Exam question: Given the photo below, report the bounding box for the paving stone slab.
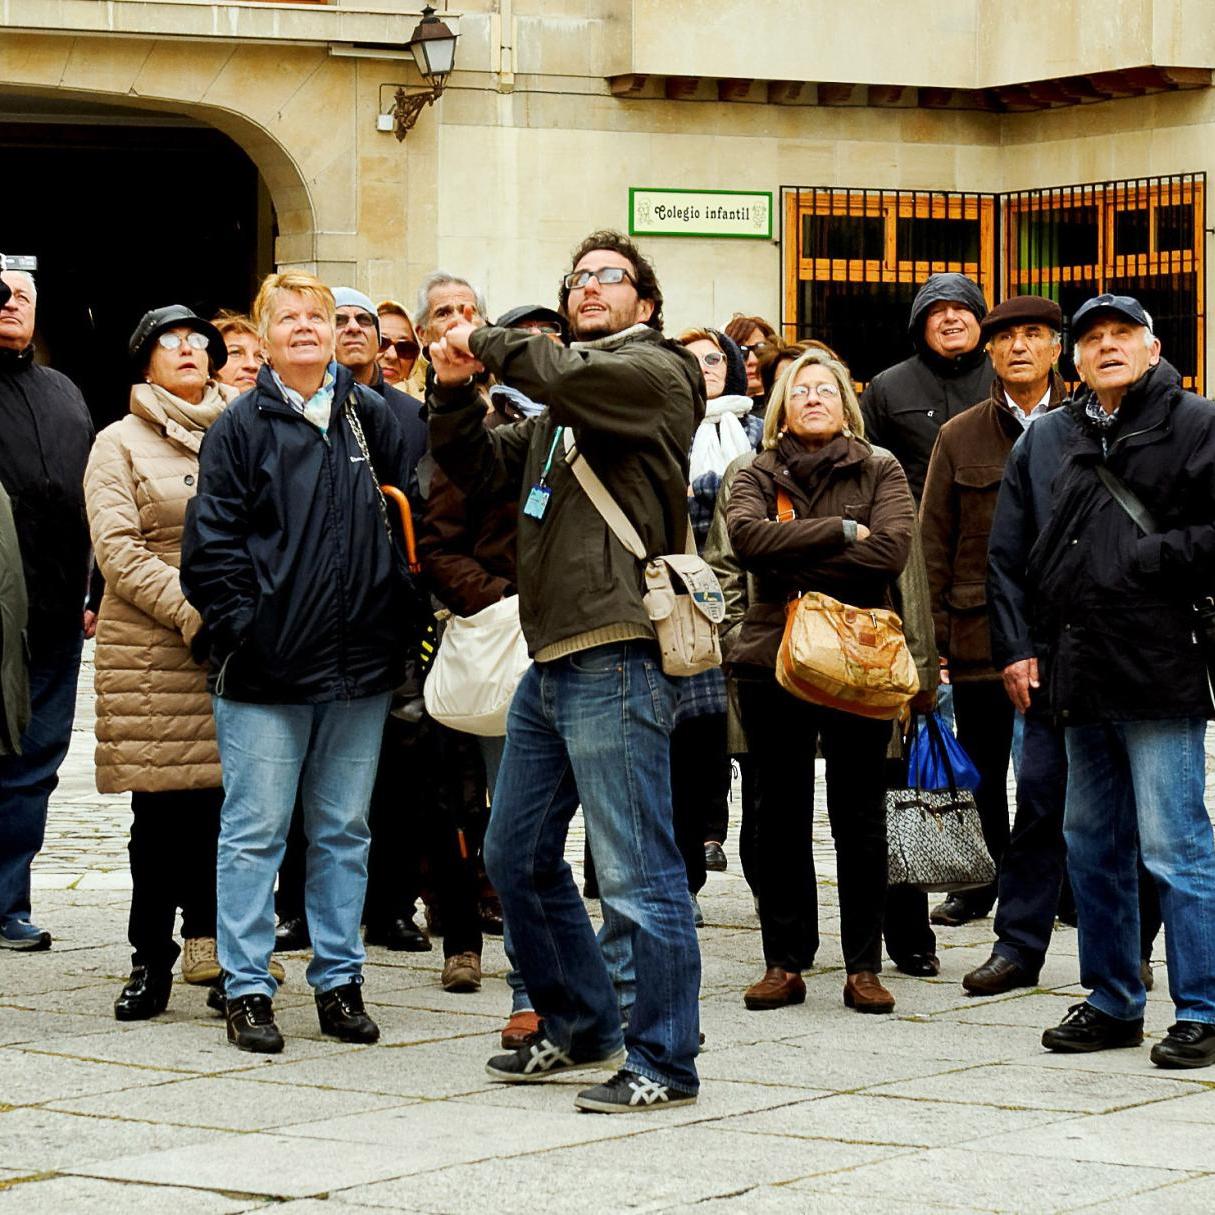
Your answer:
[776,1013,1047,1063]
[679,1190,988,1215]
[341,1126,905,1214]
[0,1175,262,1214]
[0,1005,138,1047]
[72,1131,425,1198]
[716,1090,1073,1148]
[971,1106,1215,1171]
[47,1074,418,1132]
[696,1037,970,1092]
[787,1144,1194,1213]
[0,1106,232,1172]
[0,1048,182,1106]
[866,1061,1208,1113]
[1070,1174,1215,1214]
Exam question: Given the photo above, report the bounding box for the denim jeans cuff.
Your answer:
[625,1056,699,1095]
[1086,991,1145,1023]
[226,981,277,1001]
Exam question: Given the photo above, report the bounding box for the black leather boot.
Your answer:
[114,967,173,1021]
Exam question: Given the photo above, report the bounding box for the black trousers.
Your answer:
[128,788,223,973]
[735,753,760,894]
[738,677,891,975]
[670,712,731,895]
[952,680,1015,915]
[364,713,484,960]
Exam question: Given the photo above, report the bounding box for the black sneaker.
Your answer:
[575,1068,697,1113]
[316,980,380,1044]
[485,1032,624,1083]
[226,993,285,1054]
[1151,1021,1215,1069]
[1041,1002,1144,1053]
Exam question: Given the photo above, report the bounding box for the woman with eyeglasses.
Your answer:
[720,347,917,1016]
[84,306,240,1020]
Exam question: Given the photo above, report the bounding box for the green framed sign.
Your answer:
[629,188,773,240]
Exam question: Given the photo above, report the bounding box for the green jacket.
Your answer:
[428,324,705,658]
[0,480,30,754]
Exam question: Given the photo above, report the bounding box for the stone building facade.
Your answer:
[2,0,1213,387]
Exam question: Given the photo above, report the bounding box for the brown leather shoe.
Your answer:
[501,1009,541,1049]
[843,971,895,1014]
[743,967,806,1010]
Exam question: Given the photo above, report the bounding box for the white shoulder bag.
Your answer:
[563,431,725,677]
[423,595,530,736]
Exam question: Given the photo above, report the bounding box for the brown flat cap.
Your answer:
[980,294,1063,342]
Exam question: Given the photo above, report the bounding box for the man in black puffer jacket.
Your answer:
[0,264,94,952]
[861,272,995,503]
[1023,294,1215,1070]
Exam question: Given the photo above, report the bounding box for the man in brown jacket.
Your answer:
[919,296,1065,932]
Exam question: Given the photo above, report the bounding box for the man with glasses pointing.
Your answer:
[426,230,706,1112]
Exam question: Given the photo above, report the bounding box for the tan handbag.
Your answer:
[772,487,918,719]
[563,431,725,677]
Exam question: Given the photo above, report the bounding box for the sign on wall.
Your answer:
[629,188,773,240]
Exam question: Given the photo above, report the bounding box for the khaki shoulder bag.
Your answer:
[773,486,919,719]
[563,430,725,676]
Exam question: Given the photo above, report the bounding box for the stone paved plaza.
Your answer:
[2,651,1214,1213]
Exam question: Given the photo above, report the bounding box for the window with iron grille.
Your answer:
[781,174,1205,392]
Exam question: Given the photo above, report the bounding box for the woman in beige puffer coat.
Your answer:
[85,306,241,1022]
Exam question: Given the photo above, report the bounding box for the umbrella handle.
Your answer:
[380,484,421,575]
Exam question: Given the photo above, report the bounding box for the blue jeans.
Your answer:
[0,632,83,925]
[484,642,701,1092]
[213,693,390,1000]
[1064,718,1215,1024]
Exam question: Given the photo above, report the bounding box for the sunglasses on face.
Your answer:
[335,311,377,330]
[739,341,773,359]
[562,266,636,291]
[381,338,420,360]
[696,351,726,367]
[157,331,209,352]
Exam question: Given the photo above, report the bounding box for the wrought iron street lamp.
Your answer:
[388,6,459,141]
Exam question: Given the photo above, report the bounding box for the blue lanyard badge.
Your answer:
[523,426,563,521]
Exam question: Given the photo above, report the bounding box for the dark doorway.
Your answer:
[2,115,274,426]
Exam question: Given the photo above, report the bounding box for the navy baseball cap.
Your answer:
[1071,294,1154,340]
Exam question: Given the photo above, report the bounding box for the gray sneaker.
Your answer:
[575,1068,697,1113]
[485,1034,624,1083]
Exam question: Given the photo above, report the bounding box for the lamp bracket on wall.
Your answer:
[377,5,459,141]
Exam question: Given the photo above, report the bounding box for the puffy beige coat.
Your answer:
[85,382,236,793]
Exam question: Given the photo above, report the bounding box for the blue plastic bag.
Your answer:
[906,711,982,792]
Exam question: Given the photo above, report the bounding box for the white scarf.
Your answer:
[690,394,754,482]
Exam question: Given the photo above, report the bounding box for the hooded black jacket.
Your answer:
[0,346,94,648]
[1014,361,1215,724]
[181,362,418,704]
[860,273,994,502]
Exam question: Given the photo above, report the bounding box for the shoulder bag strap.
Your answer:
[1095,464,1157,535]
[775,486,795,523]
[344,394,394,547]
[563,429,694,558]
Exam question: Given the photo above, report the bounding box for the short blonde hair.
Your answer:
[676,327,721,350]
[212,309,259,342]
[252,271,335,339]
[762,348,866,450]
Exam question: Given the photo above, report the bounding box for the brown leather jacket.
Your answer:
[419,391,520,617]
[723,435,915,674]
[919,371,1065,681]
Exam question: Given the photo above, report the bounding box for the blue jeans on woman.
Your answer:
[213,693,391,1000]
[1064,717,1215,1025]
[484,642,701,1094]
